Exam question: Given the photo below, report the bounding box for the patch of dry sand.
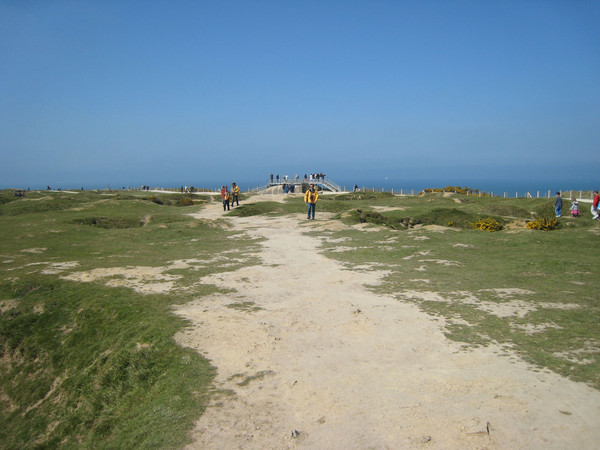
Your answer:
[172,196,600,449]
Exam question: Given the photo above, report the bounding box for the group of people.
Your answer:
[220,183,240,211]
[308,173,326,181]
[554,190,600,220]
[269,174,297,183]
[268,173,326,184]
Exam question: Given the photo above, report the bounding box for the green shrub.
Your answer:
[335,191,394,201]
[176,197,194,207]
[70,217,143,229]
[147,196,164,205]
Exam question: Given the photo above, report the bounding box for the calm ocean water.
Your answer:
[25,176,597,197]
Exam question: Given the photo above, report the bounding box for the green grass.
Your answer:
[313,192,600,388]
[0,190,260,448]
[2,188,599,448]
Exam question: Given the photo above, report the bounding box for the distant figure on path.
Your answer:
[354,184,359,192]
[221,186,230,211]
[592,191,600,220]
[570,198,580,217]
[270,173,274,183]
[304,183,319,220]
[554,192,562,218]
[231,182,240,206]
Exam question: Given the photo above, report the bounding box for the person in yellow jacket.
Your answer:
[304,183,319,219]
[231,182,240,207]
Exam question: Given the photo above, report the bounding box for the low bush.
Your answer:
[70,217,143,229]
[350,209,420,229]
[471,217,503,232]
[334,191,394,201]
[526,217,559,231]
[417,208,478,229]
[176,197,195,207]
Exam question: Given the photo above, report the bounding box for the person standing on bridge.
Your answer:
[304,183,319,220]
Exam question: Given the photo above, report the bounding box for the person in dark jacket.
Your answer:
[554,192,562,218]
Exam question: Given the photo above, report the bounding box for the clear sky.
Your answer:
[1,0,599,190]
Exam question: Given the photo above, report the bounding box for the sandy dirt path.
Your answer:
[175,197,600,449]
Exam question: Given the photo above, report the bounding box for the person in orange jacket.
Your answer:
[304,183,319,219]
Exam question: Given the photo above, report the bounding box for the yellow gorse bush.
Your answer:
[526,217,559,231]
[419,186,489,196]
[471,218,502,232]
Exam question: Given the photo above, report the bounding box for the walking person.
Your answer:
[231,182,240,207]
[554,192,562,218]
[570,198,580,217]
[221,186,230,211]
[592,190,600,220]
[304,183,319,220]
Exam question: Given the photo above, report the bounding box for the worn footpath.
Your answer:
[175,196,600,449]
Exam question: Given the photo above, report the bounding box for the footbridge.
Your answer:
[250,177,343,193]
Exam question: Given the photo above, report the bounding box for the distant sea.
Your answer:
[330,177,597,197]
[20,176,598,197]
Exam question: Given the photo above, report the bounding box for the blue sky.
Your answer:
[1,0,599,190]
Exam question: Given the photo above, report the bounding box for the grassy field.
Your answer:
[310,192,600,389]
[0,189,261,448]
[1,188,599,448]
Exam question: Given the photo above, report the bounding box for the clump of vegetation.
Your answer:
[147,195,201,207]
[346,207,484,230]
[417,208,479,229]
[350,209,420,229]
[147,195,164,205]
[471,217,502,232]
[176,197,195,207]
[227,202,283,216]
[420,186,487,196]
[226,301,263,312]
[70,216,143,229]
[484,203,530,217]
[335,191,394,201]
[526,217,559,231]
